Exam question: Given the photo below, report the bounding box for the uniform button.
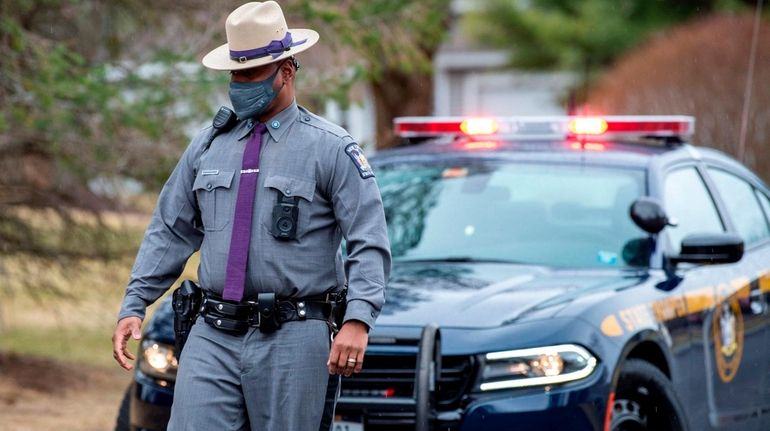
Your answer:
[371,311,376,317]
[271,120,280,129]
[206,183,213,190]
[217,304,224,311]
[216,319,222,326]
[304,116,311,122]
[285,189,291,195]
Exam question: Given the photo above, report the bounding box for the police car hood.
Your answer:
[376,262,644,328]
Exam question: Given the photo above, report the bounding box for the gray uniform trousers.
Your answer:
[167,317,339,431]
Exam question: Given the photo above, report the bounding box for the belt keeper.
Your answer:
[297,301,307,319]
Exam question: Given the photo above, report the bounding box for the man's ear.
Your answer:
[281,60,295,82]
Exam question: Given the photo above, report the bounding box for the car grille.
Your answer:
[341,353,473,405]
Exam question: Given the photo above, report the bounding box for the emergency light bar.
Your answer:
[394,116,695,142]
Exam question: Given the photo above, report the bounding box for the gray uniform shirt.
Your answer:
[118,102,391,328]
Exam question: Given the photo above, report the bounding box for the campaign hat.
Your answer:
[202,1,318,71]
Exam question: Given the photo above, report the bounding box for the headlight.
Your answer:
[479,344,597,391]
[139,340,178,381]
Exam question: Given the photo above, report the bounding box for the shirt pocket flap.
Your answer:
[263,175,316,202]
[192,170,235,192]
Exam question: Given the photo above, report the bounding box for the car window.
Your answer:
[707,168,770,245]
[377,161,646,268]
[756,190,770,227]
[663,167,724,253]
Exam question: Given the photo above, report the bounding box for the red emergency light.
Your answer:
[394,118,463,137]
[568,118,608,135]
[567,116,694,139]
[460,118,499,135]
[394,117,499,137]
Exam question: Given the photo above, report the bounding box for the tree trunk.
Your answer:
[371,70,434,150]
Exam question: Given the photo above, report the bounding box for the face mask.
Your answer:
[228,66,282,120]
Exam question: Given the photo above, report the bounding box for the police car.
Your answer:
[116,115,770,431]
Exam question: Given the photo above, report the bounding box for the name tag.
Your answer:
[201,170,219,176]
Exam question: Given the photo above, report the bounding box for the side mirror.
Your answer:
[630,197,670,234]
[670,233,744,265]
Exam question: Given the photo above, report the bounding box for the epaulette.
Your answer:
[296,106,349,139]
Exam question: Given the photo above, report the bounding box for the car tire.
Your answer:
[115,385,132,431]
[611,359,689,431]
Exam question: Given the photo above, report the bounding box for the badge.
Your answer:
[712,298,744,383]
[345,143,374,179]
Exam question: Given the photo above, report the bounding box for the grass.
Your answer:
[0,207,200,369]
[1,325,134,369]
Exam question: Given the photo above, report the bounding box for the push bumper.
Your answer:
[129,370,174,431]
[336,365,610,431]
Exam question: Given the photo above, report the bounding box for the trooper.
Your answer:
[111,2,391,430]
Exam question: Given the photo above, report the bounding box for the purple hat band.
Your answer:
[229,32,307,63]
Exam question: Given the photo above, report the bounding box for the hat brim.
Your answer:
[202,29,319,71]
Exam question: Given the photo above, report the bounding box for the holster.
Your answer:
[172,280,202,358]
[329,288,348,333]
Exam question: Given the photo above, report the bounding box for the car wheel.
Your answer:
[115,385,132,431]
[611,359,688,431]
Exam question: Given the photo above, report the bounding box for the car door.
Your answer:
[704,166,770,428]
[661,165,734,430]
[752,188,770,430]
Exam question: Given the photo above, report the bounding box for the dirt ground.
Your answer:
[0,352,132,431]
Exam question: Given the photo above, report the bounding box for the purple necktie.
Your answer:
[222,123,267,302]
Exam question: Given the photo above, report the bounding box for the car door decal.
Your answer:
[600,314,624,336]
[760,270,770,293]
[597,274,760,340]
[712,281,748,383]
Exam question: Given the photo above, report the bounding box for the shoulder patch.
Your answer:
[344,143,375,179]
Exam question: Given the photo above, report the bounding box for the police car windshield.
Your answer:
[378,161,648,269]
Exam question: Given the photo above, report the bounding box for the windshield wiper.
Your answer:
[395,256,523,264]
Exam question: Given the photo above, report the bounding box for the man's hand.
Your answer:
[113,316,142,371]
[327,320,369,377]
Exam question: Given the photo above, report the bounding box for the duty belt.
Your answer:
[201,291,343,334]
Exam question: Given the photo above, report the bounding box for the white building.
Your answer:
[433,0,577,117]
